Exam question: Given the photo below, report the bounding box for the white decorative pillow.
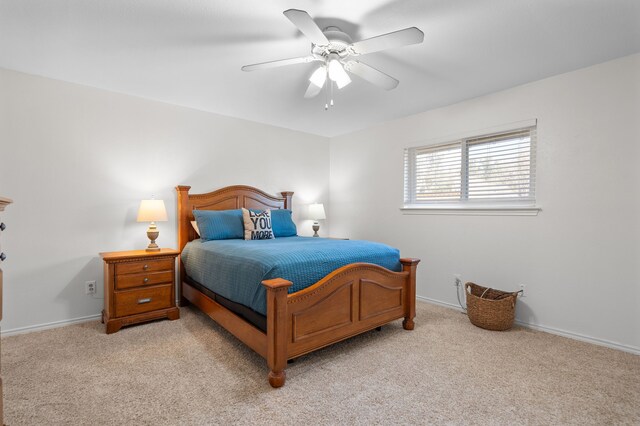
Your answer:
[242,208,275,240]
[191,220,201,236]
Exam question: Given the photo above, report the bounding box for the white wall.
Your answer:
[330,54,640,352]
[2,54,639,351]
[0,69,329,333]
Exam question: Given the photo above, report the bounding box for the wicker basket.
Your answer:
[465,282,520,331]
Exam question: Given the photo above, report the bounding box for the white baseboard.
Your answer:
[416,296,640,356]
[417,295,465,312]
[3,298,639,356]
[1,313,102,337]
[510,320,640,355]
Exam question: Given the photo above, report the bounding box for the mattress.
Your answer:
[181,236,402,315]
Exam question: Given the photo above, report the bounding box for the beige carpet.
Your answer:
[2,302,639,425]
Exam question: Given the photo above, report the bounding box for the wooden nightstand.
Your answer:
[100,248,180,334]
[0,196,13,425]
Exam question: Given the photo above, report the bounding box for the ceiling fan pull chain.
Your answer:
[330,80,334,107]
[325,78,329,110]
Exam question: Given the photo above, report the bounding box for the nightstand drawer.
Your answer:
[114,285,172,317]
[115,258,174,275]
[116,270,173,290]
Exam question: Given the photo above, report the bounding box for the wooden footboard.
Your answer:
[263,258,420,387]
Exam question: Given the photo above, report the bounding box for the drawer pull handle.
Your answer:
[0,222,5,231]
[138,298,152,304]
[143,277,149,283]
[0,253,5,262]
[143,264,149,270]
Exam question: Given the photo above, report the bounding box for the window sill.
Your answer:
[400,205,541,216]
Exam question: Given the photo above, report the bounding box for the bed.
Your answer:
[177,185,420,387]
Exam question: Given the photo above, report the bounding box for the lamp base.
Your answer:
[312,223,320,237]
[146,224,161,251]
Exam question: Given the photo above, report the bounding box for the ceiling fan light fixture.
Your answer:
[328,56,351,89]
[309,66,327,88]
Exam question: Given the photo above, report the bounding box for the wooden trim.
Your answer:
[100,248,180,262]
[0,197,10,426]
[0,197,12,212]
[176,185,420,387]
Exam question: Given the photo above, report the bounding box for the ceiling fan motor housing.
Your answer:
[312,27,353,59]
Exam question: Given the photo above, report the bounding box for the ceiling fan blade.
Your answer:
[304,81,323,98]
[283,9,329,46]
[344,60,399,90]
[349,27,424,55]
[241,55,316,72]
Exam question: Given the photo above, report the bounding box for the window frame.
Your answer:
[402,123,541,216]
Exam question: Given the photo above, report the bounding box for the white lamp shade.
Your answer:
[309,66,327,88]
[328,57,351,89]
[137,199,168,222]
[308,203,326,220]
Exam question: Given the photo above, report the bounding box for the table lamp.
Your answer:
[137,199,168,251]
[308,203,326,237]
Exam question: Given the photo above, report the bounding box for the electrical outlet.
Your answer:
[454,274,462,287]
[85,280,96,295]
[519,284,526,297]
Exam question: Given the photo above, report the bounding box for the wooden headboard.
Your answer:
[176,185,294,253]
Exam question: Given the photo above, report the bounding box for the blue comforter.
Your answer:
[181,236,401,315]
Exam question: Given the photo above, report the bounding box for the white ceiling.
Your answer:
[1,0,639,137]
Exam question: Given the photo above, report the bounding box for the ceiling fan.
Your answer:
[241,9,424,109]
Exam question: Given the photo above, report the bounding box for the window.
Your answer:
[404,126,536,207]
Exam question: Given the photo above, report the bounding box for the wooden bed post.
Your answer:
[400,258,420,330]
[280,191,294,210]
[176,185,191,307]
[262,278,292,388]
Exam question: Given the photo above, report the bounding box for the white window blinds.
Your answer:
[404,126,536,205]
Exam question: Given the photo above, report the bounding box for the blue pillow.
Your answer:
[270,209,297,237]
[193,209,244,241]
